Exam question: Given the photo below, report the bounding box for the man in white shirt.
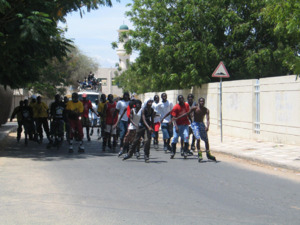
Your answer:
[158,93,174,152]
[152,94,161,149]
[114,92,130,156]
[89,99,100,137]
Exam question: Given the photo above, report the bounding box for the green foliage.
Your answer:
[262,0,300,75]
[116,0,299,93]
[28,46,99,98]
[0,0,115,88]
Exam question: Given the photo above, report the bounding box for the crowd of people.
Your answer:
[10,91,216,163]
[77,72,100,91]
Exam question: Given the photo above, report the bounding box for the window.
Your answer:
[100,78,107,86]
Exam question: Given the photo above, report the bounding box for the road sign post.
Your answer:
[212,61,230,142]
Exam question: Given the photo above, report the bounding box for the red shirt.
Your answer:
[171,103,190,125]
[106,102,118,125]
[81,100,92,118]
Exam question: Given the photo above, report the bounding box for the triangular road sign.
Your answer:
[212,61,230,78]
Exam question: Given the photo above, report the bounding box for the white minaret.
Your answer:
[116,24,130,70]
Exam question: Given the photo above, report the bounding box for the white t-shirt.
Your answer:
[156,100,173,123]
[116,100,130,121]
[89,103,98,120]
[128,108,142,130]
[152,102,161,123]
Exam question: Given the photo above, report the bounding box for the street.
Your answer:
[1,133,300,225]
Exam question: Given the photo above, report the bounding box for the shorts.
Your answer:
[154,122,161,132]
[171,125,189,144]
[69,119,84,140]
[123,129,137,144]
[81,117,91,127]
[191,122,208,142]
[105,124,117,135]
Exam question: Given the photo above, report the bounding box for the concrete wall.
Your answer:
[95,68,123,97]
[259,76,300,145]
[138,75,300,145]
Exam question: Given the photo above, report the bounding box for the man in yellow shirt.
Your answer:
[97,94,107,140]
[36,96,51,143]
[66,92,84,153]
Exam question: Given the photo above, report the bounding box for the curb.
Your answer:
[211,148,300,173]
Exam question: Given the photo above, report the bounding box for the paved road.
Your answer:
[1,134,300,225]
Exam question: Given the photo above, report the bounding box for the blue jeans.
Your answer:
[161,123,173,140]
[119,120,129,140]
[171,125,189,144]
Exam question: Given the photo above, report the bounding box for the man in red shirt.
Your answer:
[103,94,118,151]
[170,95,191,159]
[81,93,98,141]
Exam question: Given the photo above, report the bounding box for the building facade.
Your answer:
[95,24,130,97]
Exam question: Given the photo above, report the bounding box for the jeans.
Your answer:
[119,120,129,140]
[161,122,173,140]
[171,125,189,144]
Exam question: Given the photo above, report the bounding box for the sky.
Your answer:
[60,0,136,68]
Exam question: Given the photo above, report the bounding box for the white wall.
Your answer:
[138,75,300,145]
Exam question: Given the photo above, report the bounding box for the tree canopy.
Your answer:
[0,0,115,88]
[28,45,99,98]
[114,0,300,93]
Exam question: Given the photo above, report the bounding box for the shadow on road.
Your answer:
[0,136,118,161]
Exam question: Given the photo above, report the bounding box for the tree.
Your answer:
[261,0,300,75]
[114,0,299,93]
[28,45,99,98]
[0,0,115,89]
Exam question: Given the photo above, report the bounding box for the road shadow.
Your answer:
[171,156,220,163]
[0,135,118,161]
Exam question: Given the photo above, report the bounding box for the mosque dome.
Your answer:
[119,24,129,30]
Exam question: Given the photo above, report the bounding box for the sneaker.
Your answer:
[167,145,172,152]
[180,147,184,156]
[136,151,140,159]
[123,154,131,161]
[118,150,124,157]
[170,152,175,159]
[78,145,85,153]
[198,151,203,162]
[191,145,195,151]
[207,152,216,161]
[144,155,149,163]
[163,146,168,153]
[183,151,187,159]
[187,150,194,156]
